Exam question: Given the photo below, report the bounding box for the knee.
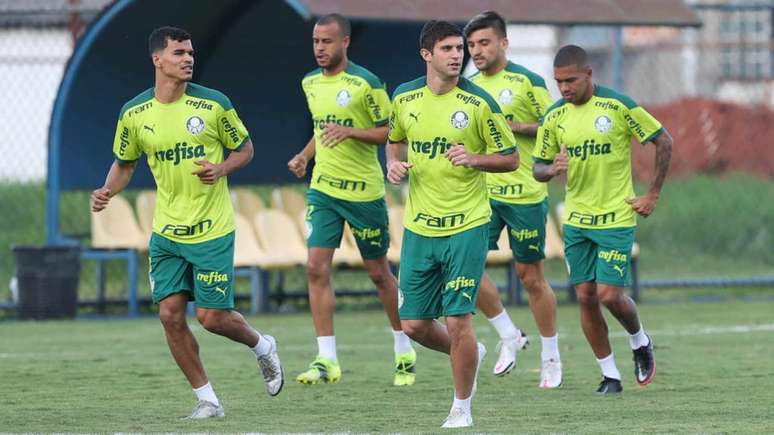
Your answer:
[445,318,472,343]
[368,269,391,289]
[597,287,623,308]
[574,286,598,308]
[519,273,541,294]
[400,320,425,340]
[159,306,186,330]
[196,309,225,334]
[306,260,331,284]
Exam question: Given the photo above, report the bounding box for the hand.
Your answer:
[550,144,569,176]
[320,123,351,148]
[192,160,225,185]
[287,153,308,178]
[626,193,659,218]
[90,187,111,212]
[387,160,412,184]
[445,144,478,168]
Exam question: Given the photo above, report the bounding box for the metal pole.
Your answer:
[611,26,625,91]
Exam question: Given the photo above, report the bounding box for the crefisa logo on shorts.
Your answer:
[186,116,205,135]
[594,115,612,133]
[336,89,352,107]
[450,110,469,129]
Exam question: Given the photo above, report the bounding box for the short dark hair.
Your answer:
[463,10,507,39]
[554,44,589,68]
[419,20,463,52]
[316,13,351,37]
[148,26,191,56]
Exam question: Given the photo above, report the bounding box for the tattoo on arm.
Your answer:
[650,130,673,194]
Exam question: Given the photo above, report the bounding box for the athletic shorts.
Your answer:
[148,231,235,309]
[488,198,548,263]
[563,225,635,287]
[398,224,488,319]
[306,189,389,260]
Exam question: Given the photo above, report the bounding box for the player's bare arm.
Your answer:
[91,160,137,212]
[319,124,388,148]
[533,144,569,182]
[193,139,254,185]
[288,136,316,178]
[386,141,411,184]
[508,120,539,137]
[445,144,519,172]
[626,128,673,218]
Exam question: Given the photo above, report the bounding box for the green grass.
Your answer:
[1,300,773,432]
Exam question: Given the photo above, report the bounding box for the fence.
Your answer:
[1,2,772,314]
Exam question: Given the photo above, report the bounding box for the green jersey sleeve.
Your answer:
[626,105,664,144]
[217,104,250,150]
[364,85,391,127]
[530,86,553,120]
[479,104,516,155]
[112,115,141,162]
[387,101,406,143]
[534,111,560,163]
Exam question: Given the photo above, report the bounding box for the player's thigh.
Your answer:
[306,189,345,249]
[590,227,635,287]
[340,196,390,260]
[441,224,489,317]
[183,232,235,309]
[499,198,548,263]
[563,225,597,285]
[148,233,193,304]
[398,229,444,320]
[487,201,507,251]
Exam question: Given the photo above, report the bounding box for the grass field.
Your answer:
[2,300,773,433]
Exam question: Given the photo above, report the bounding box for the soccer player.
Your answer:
[386,21,518,428]
[90,27,283,419]
[464,10,562,387]
[287,14,416,386]
[533,45,672,395]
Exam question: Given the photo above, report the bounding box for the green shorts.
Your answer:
[398,224,488,319]
[563,225,635,287]
[488,198,548,263]
[306,189,389,260]
[148,232,235,309]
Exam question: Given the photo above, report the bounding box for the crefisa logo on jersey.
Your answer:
[336,89,352,107]
[450,110,469,129]
[186,116,205,135]
[498,89,513,105]
[594,115,612,133]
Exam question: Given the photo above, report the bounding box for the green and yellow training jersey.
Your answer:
[112,82,249,243]
[302,61,391,202]
[389,76,517,237]
[534,85,663,229]
[471,61,552,204]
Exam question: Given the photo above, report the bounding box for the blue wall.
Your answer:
[50,0,427,190]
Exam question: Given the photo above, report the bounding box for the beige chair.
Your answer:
[135,190,156,240]
[253,209,307,268]
[386,206,405,264]
[232,188,266,221]
[91,194,147,251]
[234,213,267,267]
[271,187,307,219]
[544,212,564,260]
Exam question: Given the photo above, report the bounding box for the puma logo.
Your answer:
[144,125,155,134]
[369,240,382,247]
[528,244,540,252]
[612,265,625,277]
[409,112,420,122]
[462,292,472,302]
[214,286,227,297]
